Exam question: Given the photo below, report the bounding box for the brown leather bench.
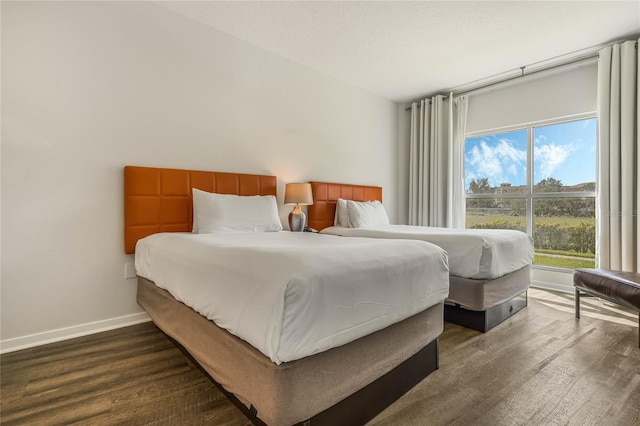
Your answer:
[574,268,640,347]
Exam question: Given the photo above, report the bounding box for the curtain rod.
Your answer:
[403,37,640,111]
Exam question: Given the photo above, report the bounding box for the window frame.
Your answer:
[464,112,597,272]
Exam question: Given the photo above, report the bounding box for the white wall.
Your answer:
[1,2,399,351]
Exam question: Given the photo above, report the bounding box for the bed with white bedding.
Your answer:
[135,231,449,365]
[321,225,532,280]
[124,166,450,426]
[308,181,534,332]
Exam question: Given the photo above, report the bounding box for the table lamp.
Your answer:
[284,183,313,232]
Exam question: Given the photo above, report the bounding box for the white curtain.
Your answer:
[448,95,469,228]
[597,39,639,272]
[409,94,468,227]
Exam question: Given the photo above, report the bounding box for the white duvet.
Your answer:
[135,232,449,364]
[321,225,533,280]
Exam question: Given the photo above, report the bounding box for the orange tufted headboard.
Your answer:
[308,181,382,231]
[124,166,277,254]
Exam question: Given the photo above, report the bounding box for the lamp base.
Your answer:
[288,206,306,232]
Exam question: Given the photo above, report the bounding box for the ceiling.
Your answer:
[158,1,640,103]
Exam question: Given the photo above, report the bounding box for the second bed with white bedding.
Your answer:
[136,231,449,364]
[321,224,533,280]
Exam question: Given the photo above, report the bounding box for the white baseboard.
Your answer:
[0,312,151,354]
[531,280,573,294]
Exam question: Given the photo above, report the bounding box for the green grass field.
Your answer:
[534,254,595,269]
[535,248,594,259]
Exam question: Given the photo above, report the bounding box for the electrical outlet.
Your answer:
[125,263,137,279]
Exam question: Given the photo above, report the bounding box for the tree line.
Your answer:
[466,177,595,217]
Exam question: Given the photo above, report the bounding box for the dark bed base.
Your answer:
[166,330,438,426]
[444,291,528,332]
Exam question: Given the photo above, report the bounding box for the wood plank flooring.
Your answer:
[2,288,639,425]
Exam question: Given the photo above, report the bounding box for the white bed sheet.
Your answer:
[135,232,449,364]
[321,225,533,280]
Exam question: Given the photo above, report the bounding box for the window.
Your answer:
[464,116,597,270]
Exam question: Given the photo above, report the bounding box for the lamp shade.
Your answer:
[284,183,313,205]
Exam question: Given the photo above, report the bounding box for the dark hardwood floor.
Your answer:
[2,288,639,425]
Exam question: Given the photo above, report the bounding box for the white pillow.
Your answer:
[346,200,390,228]
[334,198,351,227]
[192,189,283,234]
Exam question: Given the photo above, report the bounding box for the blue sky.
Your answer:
[465,118,597,190]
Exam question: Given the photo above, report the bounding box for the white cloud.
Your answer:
[534,143,575,179]
[465,138,526,186]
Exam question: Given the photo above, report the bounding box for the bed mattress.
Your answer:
[135,231,449,364]
[321,225,533,280]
